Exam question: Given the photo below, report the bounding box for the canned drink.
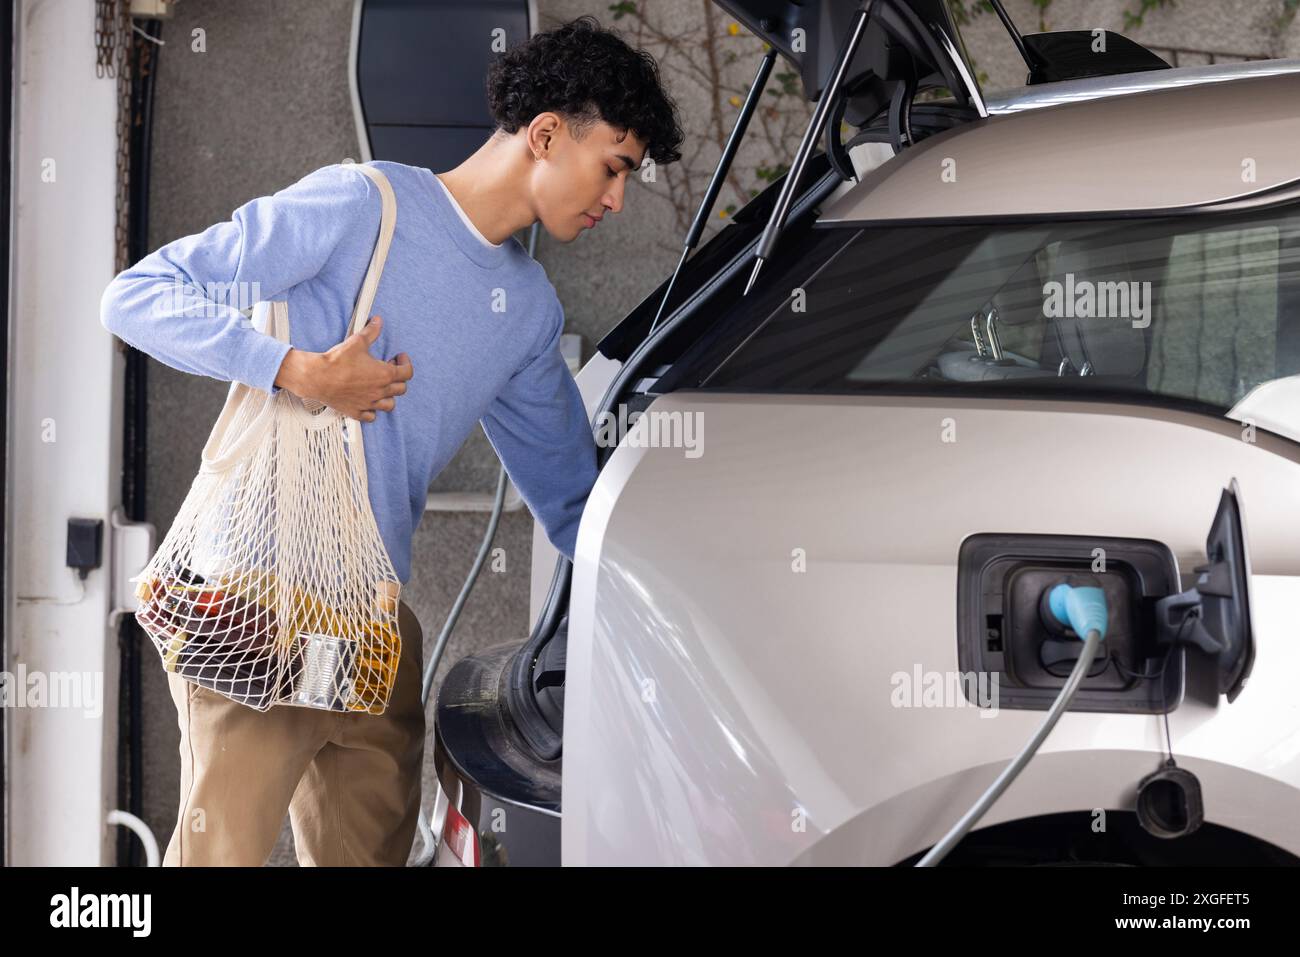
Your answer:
[293,632,358,710]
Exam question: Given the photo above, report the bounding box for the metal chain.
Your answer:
[109,1,135,273]
[94,0,117,78]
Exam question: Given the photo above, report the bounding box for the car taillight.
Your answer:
[440,802,481,867]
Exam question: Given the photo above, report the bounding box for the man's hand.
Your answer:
[274,315,412,422]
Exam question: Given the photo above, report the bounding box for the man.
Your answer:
[99,16,683,866]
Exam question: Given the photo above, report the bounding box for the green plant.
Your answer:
[948,0,1187,33]
[1030,0,1054,32]
[947,1,994,27]
[1123,0,1176,30]
[1279,0,1300,31]
[607,4,815,248]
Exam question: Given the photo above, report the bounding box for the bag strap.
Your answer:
[335,164,397,473]
[267,162,397,346]
[344,162,397,339]
[204,165,397,472]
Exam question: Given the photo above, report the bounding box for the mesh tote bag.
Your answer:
[131,162,403,714]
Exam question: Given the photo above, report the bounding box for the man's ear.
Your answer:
[527,111,562,161]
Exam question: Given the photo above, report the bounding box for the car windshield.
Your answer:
[703,202,1300,438]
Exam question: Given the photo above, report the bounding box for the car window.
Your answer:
[701,204,1300,426]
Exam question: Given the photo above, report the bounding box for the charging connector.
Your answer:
[917,583,1108,866]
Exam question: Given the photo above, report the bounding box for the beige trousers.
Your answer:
[162,600,426,866]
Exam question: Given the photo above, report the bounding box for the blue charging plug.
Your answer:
[1046,583,1109,640]
[920,581,1111,867]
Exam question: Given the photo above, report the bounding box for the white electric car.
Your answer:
[429,0,1300,866]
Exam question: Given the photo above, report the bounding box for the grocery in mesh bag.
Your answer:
[130,163,404,714]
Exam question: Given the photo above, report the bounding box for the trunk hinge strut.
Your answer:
[647,46,779,338]
[744,0,876,296]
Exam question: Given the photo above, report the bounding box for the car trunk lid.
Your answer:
[711,0,987,123]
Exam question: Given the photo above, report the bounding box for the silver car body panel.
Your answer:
[818,69,1300,224]
[529,351,623,626]
[984,58,1300,116]
[562,393,1300,865]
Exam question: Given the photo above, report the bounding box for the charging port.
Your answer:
[957,534,1183,714]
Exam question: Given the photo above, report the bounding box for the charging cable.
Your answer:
[916,584,1108,866]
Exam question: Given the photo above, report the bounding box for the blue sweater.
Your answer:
[100,160,597,584]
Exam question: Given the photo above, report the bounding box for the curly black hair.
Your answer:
[486,16,684,166]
